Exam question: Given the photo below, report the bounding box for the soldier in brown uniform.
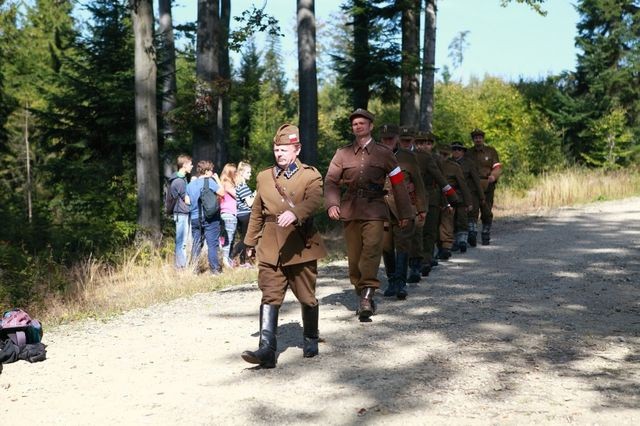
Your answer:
[450,141,485,252]
[325,109,413,321]
[241,124,327,368]
[437,144,472,260]
[469,128,502,245]
[379,124,427,299]
[413,132,459,274]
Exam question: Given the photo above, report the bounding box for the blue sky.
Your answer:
[170,0,579,84]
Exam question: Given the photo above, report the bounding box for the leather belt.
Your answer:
[264,215,278,222]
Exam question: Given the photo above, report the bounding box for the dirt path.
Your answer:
[2,198,640,425]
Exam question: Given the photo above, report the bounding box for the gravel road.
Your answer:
[2,198,639,425]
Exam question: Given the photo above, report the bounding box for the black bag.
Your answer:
[164,177,179,216]
[199,178,219,221]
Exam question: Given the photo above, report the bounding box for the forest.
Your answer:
[0,0,639,310]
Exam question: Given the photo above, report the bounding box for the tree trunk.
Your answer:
[193,0,220,165]
[419,0,437,132]
[131,0,161,241]
[352,0,369,109]
[217,0,230,167]
[400,0,421,126]
[297,0,318,165]
[158,0,177,177]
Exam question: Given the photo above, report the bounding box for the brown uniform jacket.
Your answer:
[244,159,327,266]
[456,156,485,202]
[414,150,450,207]
[384,148,427,221]
[441,158,472,207]
[324,140,413,221]
[470,144,501,190]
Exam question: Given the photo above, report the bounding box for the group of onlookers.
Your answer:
[168,157,255,274]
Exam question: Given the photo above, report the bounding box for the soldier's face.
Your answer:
[452,148,464,159]
[380,136,398,149]
[273,144,300,169]
[473,135,484,146]
[351,117,373,138]
[399,138,413,150]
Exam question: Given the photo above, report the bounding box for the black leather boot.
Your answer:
[301,304,319,358]
[395,252,409,300]
[357,287,376,320]
[468,220,478,247]
[242,304,279,368]
[481,223,491,245]
[382,250,397,297]
[407,257,421,283]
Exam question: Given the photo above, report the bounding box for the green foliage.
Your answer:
[228,5,283,52]
[581,106,636,169]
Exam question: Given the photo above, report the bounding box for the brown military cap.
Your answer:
[349,108,375,123]
[470,128,485,137]
[273,123,300,145]
[399,125,415,139]
[415,131,436,143]
[450,141,467,151]
[379,123,399,138]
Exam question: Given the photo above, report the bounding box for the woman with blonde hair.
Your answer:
[219,163,239,268]
[232,161,255,267]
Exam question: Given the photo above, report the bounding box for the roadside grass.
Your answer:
[36,167,640,326]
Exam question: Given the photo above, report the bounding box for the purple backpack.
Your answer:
[0,309,43,347]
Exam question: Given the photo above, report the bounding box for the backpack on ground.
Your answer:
[164,176,179,216]
[199,178,220,221]
[0,308,43,348]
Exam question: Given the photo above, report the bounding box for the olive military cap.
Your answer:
[399,126,416,139]
[450,141,467,151]
[470,128,485,137]
[349,108,375,123]
[415,130,436,143]
[379,123,399,138]
[273,123,301,145]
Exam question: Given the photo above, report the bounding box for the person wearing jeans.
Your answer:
[169,154,193,269]
[220,163,239,269]
[186,160,225,274]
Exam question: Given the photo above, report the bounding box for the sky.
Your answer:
[170,0,580,84]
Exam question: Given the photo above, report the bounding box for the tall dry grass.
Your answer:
[495,168,640,217]
[42,168,639,325]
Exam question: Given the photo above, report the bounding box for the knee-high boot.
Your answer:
[468,220,478,247]
[383,250,398,297]
[407,257,422,283]
[481,223,492,245]
[241,304,279,368]
[301,304,319,358]
[395,252,409,300]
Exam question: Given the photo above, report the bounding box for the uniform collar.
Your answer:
[274,159,301,179]
[354,138,373,154]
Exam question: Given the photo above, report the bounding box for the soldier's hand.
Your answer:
[277,210,297,227]
[416,211,426,223]
[487,175,496,184]
[399,218,410,229]
[327,205,341,220]
[245,246,255,259]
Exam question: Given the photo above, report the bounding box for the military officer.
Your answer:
[241,124,327,368]
[379,124,427,299]
[325,109,413,321]
[449,141,481,252]
[469,128,502,245]
[437,144,472,260]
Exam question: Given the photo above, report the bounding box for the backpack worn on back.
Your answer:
[0,308,43,348]
[164,176,179,216]
[199,177,220,221]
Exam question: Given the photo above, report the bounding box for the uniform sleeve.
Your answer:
[387,153,414,220]
[244,174,266,247]
[409,156,427,213]
[324,150,343,209]
[291,169,324,222]
[424,153,449,190]
[490,148,502,181]
[455,166,473,207]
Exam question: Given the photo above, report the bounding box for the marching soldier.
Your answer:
[325,109,413,321]
[450,141,484,252]
[379,124,427,299]
[241,124,327,368]
[469,128,502,245]
[437,144,472,260]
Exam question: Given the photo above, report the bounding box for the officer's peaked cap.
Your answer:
[349,108,375,123]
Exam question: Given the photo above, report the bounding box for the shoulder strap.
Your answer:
[271,167,295,209]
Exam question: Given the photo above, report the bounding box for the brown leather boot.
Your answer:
[357,287,376,320]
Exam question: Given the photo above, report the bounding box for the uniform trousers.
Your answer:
[422,204,441,262]
[410,220,424,259]
[382,219,415,253]
[344,220,385,292]
[258,260,318,306]
[439,208,455,249]
[471,180,495,225]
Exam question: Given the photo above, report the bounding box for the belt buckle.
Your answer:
[356,188,364,198]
